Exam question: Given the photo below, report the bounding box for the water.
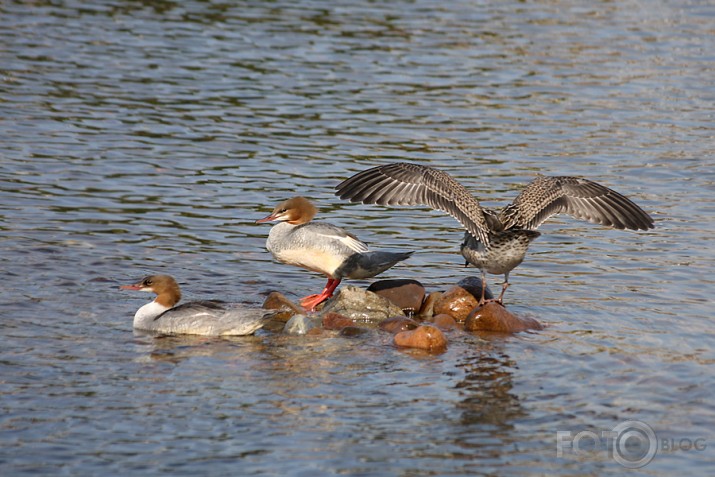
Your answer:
[2,0,714,475]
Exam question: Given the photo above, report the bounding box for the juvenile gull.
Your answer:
[335,162,654,304]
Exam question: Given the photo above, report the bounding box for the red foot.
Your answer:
[300,293,331,311]
[300,294,330,311]
[299,278,342,312]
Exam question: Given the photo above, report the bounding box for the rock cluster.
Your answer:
[262,277,543,352]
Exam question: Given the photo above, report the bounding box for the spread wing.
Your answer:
[335,162,491,245]
[500,175,654,231]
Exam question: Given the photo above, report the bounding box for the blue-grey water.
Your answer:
[2,1,714,475]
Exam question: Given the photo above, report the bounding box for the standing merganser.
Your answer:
[256,196,413,310]
[120,275,273,335]
[336,162,654,305]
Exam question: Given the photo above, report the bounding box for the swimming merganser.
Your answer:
[256,196,413,310]
[336,163,654,305]
[120,275,272,335]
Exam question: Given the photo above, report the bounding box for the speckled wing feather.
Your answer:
[335,163,491,246]
[499,175,654,231]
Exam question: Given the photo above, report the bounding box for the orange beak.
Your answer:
[120,283,142,291]
[256,213,278,224]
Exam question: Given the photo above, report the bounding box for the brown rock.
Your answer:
[367,279,425,314]
[262,291,303,322]
[394,325,448,352]
[433,286,479,322]
[417,291,442,320]
[322,312,356,331]
[379,316,420,334]
[464,302,543,333]
[432,313,458,331]
[306,327,324,336]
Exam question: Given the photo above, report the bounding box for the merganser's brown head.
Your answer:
[256,196,318,225]
[120,274,181,308]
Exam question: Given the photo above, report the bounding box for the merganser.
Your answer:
[335,162,654,304]
[120,275,272,335]
[256,196,413,310]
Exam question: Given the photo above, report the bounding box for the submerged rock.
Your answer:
[367,279,425,314]
[379,316,420,334]
[306,327,324,336]
[464,302,543,333]
[431,313,459,331]
[322,312,356,331]
[339,326,369,337]
[320,285,405,323]
[394,325,448,352]
[283,314,321,335]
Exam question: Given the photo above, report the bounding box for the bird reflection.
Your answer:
[455,347,525,428]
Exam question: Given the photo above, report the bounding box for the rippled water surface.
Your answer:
[2,1,714,475]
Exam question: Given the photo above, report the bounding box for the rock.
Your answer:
[320,285,405,323]
[432,313,459,331]
[262,291,303,322]
[283,314,321,335]
[339,326,369,337]
[394,325,448,352]
[322,312,356,331]
[262,317,288,333]
[433,286,479,322]
[379,316,420,334]
[456,276,494,302]
[417,291,442,320]
[367,279,425,314]
[464,302,543,333]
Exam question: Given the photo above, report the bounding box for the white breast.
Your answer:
[271,247,345,277]
[133,301,169,330]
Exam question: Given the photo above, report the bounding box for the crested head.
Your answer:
[121,274,181,308]
[261,196,318,225]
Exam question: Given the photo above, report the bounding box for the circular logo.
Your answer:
[611,420,657,468]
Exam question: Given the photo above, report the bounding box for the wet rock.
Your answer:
[320,285,405,323]
[394,325,448,352]
[464,302,543,333]
[417,291,442,320]
[432,313,459,331]
[339,326,369,338]
[433,286,479,322]
[367,279,425,314]
[262,291,303,321]
[322,312,356,331]
[456,276,494,302]
[283,314,321,335]
[379,316,420,334]
[262,317,288,333]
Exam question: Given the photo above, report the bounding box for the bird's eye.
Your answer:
[279,208,287,213]
[143,278,153,286]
